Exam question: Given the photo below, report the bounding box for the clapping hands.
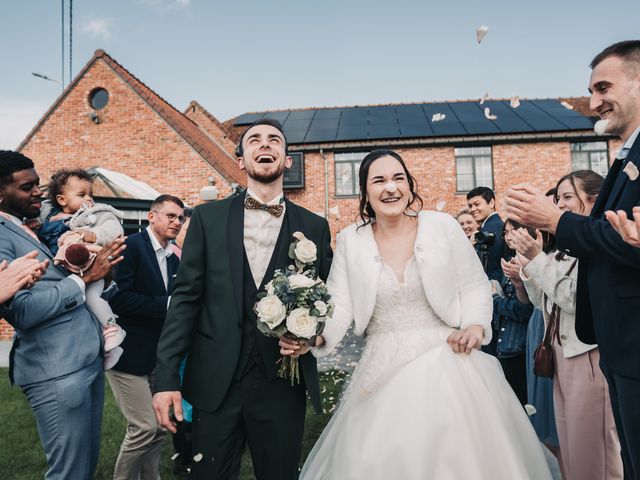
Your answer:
[501,256,523,287]
[605,207,640,248]
[0,251,49,304]
[509,228,543,266]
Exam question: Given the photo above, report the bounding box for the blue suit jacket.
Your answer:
[0,219,101,386]
[108,229,179,376]
[556,135,640,379]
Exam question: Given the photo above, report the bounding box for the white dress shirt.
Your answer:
[146,226,174,290]
[617,124,640,160]
[243,189,286,288]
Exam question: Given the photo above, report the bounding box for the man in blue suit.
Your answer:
[106,194,183,480]
[467,186,505,281]
[0,150,125,480]
[505,40,640,479]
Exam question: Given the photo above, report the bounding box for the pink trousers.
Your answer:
[553,344,623,480]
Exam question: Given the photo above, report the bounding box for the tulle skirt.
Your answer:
[301,344,552,480]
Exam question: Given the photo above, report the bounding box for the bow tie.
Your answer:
[244,196,284,218]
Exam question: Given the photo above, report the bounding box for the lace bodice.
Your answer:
[346,257,454,396]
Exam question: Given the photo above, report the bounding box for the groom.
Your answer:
[153,119,332,479]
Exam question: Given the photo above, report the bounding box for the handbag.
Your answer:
[533,258,577,378]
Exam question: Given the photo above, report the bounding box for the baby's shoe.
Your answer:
[103,346,123,371]
[103,322,126,351]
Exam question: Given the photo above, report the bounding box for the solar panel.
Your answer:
[304,128,337,143]
[309,118,340,130]
[286,110,316,121]
[532,100,594,130]
[474,101,531,134]
[514,101,568,131]
[284,130,309,144]
[399,123,431,138]
[335,126,369,141]
[421,104,467,136]
[283,119,312,131]
[368,124,402,140]
[263,111,290,123]
[368,106,397,125]
[234,113,264,125]
[339,108,369,126]
[314,108,342,119]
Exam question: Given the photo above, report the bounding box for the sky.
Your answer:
[1,0,639,149]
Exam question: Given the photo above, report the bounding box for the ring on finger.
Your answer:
[107,255,114,261]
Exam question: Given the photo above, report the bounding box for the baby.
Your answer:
[40,169,126,370]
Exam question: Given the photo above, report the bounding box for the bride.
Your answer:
[290,149,552,479]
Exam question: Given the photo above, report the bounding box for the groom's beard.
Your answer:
[248,165,286,185]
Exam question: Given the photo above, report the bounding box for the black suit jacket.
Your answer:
[109,229,180,376]
[154,193,333,414]
[556,134,640,379]
[478,212,505,281]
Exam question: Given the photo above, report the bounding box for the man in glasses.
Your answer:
[107,194,184,480]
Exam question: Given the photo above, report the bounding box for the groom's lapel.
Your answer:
[228,192,245,320]
[259,202,295,291]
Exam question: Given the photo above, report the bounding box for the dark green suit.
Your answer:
[155,191,332,479]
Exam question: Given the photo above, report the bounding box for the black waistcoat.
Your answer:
[234,214,288,380]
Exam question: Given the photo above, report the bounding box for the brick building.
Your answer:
[0,49,622,339]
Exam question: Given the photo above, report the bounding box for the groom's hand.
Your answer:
[152,391,183,434]
[279,336,311,356]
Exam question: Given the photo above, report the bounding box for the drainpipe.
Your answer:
[321,148,329,219]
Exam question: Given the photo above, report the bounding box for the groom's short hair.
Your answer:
[235,118,289,158]
[590,40,640,73]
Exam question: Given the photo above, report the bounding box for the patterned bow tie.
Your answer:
[244,196,284,217]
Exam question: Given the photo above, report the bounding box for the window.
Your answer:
[571,142,609,177]
[455,146,493,192]
[284,152,304,189]
[335,152,368,197]
[89,88,109,110]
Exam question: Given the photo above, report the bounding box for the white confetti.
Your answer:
[560,101,574,110]
[193,453,204,462]
[435,200,446,211]
[510,96,520,108]
[479,92,489,105]
[171,453,180,461]
[476,26,489,44]
[594,119,609,136]
[431,113,446,122]
[484,107,497,120]
[524,404,537,416]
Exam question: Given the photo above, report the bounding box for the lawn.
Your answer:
[0,368,348,479]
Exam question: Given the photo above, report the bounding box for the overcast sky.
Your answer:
[2,0,639,149]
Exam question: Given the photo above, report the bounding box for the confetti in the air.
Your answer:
[193,453,204,463]
[171,453,180,461]
[594,119,609,136]
[510,96,520,108]
[432,113,446,122]
[484,107,497,120]
[479,93,490,105]
[476,26,489,44]
[435,200,446,211]
[560,101,574,110]
[524,404,538,416]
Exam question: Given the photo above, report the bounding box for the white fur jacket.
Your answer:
[313,211,493,357]
[69,203,124,246]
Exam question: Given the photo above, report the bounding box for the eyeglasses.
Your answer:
[501,230,513,239]
[152,210,186,224]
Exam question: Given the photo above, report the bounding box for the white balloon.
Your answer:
[594,119,609,136]
[476,26,489,44]
[484,107,497,120]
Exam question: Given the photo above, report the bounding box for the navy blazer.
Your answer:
[556,135,640,379]
[0,219,101,386]
[477,213,505,282]
[109,229,179,376]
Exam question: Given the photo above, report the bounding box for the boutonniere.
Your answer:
[624,161,639,181]
[288,231,317,272]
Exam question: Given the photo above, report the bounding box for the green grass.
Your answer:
[0,368,347,479]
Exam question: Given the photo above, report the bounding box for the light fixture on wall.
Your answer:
[89,111,101,124]
[199,176,218,202]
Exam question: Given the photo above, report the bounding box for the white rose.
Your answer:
[255,295,286,330]
[286,307,318,339]
[314,300,328,316]
[293,233,317,264]
[265,280,275,296]
[289,273,317,289]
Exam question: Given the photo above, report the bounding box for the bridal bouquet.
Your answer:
[255,231,333,385]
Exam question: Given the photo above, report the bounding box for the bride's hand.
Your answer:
[447,325,483,354]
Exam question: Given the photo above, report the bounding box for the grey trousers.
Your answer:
[22,356,104,480]
[107,369,165,480]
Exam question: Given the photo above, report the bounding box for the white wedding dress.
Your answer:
[301,257,552,480]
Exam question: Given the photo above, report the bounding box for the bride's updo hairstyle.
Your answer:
[357,149,423,227]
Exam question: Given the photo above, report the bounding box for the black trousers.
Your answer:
[499,353,527,406]
[601,363,640,480]
[191,362,307,480]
